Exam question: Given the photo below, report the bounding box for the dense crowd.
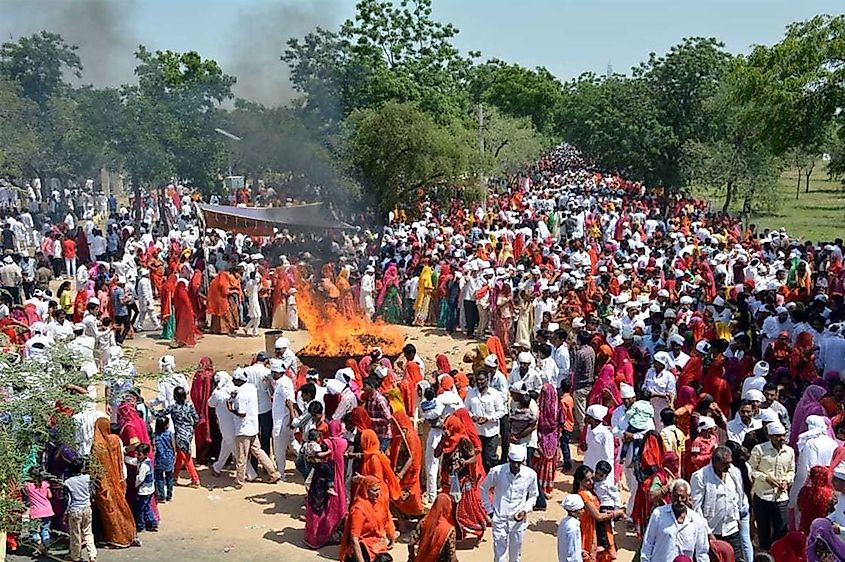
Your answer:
[1,144,844,562]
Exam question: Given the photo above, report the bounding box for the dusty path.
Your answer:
[11,325,638,562]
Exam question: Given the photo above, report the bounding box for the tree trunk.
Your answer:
[805,161,815,193]
[796,170,802,200]
[132,176,142,230]
[722,180,734,212]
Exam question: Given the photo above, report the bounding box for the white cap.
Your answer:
[508,444,527,462]
[653,351,674,368]
[680,295,694,305]
[657,289,670,298]
[775,306,788,314]
[695,340,711,355]
[698,416,716,431]
[649,304,661,313]
[834,461,845,481]
[753,361,769,378]
[232,368,248,382]
[159,355,176,370]
[140,268,150,276]
[269,358,285,373]
[713,296,726,306]
[757,408,779,424]
[664,309,677,319]
[742,389,764,402]
[88,297,100,306]
[766,422,786,435]
[2,256,11,264]
[274,337,290,349]
[620,383,636,399]
[483,354,498,368]
[669,334,685,346]
[586,404,608,420]
[571,317,585,329]
[517,352,533,364]
[562,494,585,512]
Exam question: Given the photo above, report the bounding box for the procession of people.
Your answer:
[1,144,844,562]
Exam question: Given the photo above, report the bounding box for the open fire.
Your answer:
[295,282,404,367]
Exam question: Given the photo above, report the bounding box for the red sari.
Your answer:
[173,279,196,347]
[191,357,215,462]
[440,414,487,540]
[389,411,424,517]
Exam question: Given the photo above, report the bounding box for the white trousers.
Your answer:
[65,257,76,278]
[492,515,527,562]
[424,427,443,502]
[273,426,292,478]
[624,464,637,518]
[136,301,160,329]
[244,314,261,336]
[214,434,257,480]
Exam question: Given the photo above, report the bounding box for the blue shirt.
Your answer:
[112,286,128,316]
[154,431,176,471]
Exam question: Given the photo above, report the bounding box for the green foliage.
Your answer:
[469,61,564,135]
[341,101,483,212]
[0,79,39,177]
[480,107,554,176]
[0,31,81,108]
[283,0,475,128]
[736,15,845,178]
[559,74,676,186]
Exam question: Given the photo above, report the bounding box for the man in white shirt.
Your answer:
[582,404,616,484]
[359,265,376,319]
[726,400,762,446]
[760,306,792,353]
[691,446,748,561]
[557,494,585,562]
[668,334,690,369]
[550,329,571,383]
[641,479,709,562]
[481,444,538,562]
[208,372,256,480]
[134,268,160,331]
[230,369,281,488]
[465,370,507,472]
[269,358,296,479]
[243,352,274,464]
[509,352,542,394]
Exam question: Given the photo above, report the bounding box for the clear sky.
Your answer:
[0,0,841,105]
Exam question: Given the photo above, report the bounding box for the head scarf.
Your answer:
[338,475,383,562]
[798,465,834,534]
[588,363,621,408]
[807,517,845,562]
[435,354,452,374]
[537,383,559,459]
[349,406,375,432]
[360,429,400,500]
[791,385,829,448]
[413,493,456,562]
[675,385,699,409]
[440,413,469,455]
[438,374,455,395]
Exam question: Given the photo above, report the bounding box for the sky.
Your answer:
[0,0,841,106]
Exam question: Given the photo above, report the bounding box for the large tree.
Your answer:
[341,101,483,212]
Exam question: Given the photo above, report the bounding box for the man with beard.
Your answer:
[640,479,709,562]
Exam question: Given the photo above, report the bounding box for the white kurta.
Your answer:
[584,424,616,484]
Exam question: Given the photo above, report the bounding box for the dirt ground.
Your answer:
[12,325,639,562]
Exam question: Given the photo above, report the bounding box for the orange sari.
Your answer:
[338,475,389,562]
[579,489,615,562]
[389,410,424,517]
[413,493,456,562]
[206,272,230,333]
[92,418,136,547]
[360,429,400,540]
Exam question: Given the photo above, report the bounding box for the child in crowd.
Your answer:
[153,417,176,502]
[64,458,96,562]
[301,428,337,496]
[659,408,686,458]
[558,378,574,471]
[154,386,200,487]
[24,468,53,556]
[95,317,115,369]
[133,443,158,532]
[593,460,621,551]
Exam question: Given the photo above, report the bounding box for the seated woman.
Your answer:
[339,475,390,562]
[408,493,457,562]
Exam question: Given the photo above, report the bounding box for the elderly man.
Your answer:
[640,479,709,562]
[748,421,794,551]
[691,446,749,562]
[481,444,539,562]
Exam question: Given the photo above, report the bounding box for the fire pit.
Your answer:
[295,283,404,377]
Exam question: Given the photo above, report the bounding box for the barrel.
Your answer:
[264,330,285,356]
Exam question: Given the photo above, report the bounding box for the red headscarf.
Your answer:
[414,494,456,562]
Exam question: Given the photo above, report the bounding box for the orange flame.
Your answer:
[296,283,404,358]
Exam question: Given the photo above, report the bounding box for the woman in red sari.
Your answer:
[117,401,158,522]
[791,331,819,384]
[172,277,196,347]
[189,267,206,331]
[436,414,488,541]
[72,288,89,323]
[159,271,177,340]
[191,357,216,463]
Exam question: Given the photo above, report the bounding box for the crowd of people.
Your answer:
[1,144,845,562]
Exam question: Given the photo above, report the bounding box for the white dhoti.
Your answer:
[272,422,292,479]
[424,427,442,502]
[492,515,528,562]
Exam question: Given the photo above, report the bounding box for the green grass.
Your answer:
[696,164,844,243]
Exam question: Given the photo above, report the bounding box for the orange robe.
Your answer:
[389,412,424,517]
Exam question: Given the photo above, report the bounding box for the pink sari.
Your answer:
[304,420,349,548]
[588,364,621,408]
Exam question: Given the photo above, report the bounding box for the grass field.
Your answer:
[697,164,844,243]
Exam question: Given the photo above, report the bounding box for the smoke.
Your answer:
[222,0,342,107]
[0,0,141,87]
